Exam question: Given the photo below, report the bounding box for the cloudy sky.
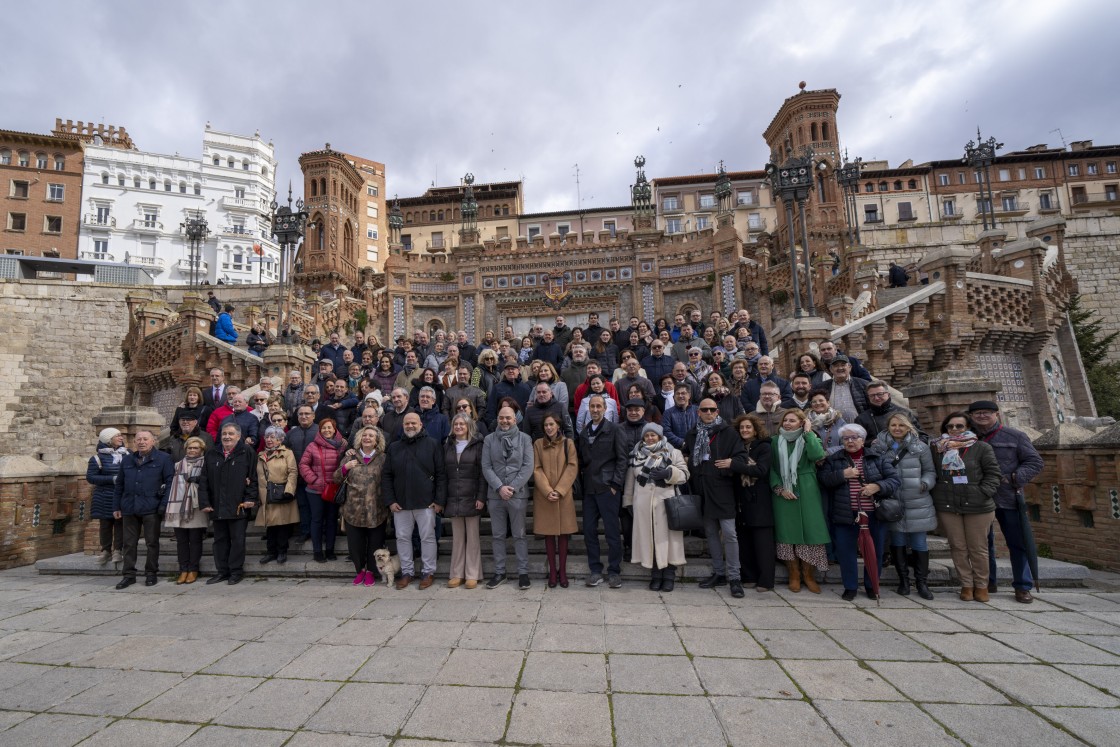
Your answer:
[5,1,1118,213]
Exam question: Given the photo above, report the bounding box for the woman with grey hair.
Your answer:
[443,413,486,588]
[256,425,299,565]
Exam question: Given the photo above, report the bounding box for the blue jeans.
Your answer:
[833,516,887,592]
[988,506,1035,591]
[306,491,338,555]
[890,531,929,552]
[583,490,622,575]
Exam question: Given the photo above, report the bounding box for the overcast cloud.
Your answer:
[4,0,1119,213]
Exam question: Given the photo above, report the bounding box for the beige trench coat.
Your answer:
[624,447,690,569]
[255,446,300,527]
[531,436,580,535]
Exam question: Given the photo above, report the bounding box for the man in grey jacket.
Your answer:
[970,400,1045,603]
[481,405,535,590]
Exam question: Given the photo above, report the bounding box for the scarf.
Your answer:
[169,456,203,521]
[808,407,842,429]
[98,444,128,465]
[776,428,807,493]
[691,416,723,466]
[936,430,978,470]
[497,425,521,459]
[707,386,729,401]
[631,434,672,485]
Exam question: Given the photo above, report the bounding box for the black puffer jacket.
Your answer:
[86,446,125,520]
[443,434,486,518]
[731,438,774,527]
[818,448,901,526]
[198,441,259,520]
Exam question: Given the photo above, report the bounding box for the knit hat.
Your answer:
[98,427,121,444]
[641,423,664,439]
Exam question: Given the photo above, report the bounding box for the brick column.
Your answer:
[770,315,834,375]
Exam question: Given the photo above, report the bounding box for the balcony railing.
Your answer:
[747,217,767,232]
[130,219,163,233]
[125,254,165,269]
[80,250,115,261]
[176,258,209,273]
[83,214,115,228]
[219,195,266,211]
[222,225,252,236]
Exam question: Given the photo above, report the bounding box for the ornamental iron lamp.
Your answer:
[764,146,818,317]
[834,152,862,248]
[630,155,653,218]
[180,210,209,290]
[963,128,1003,230]
[714,160,733,216]
[388,195,404,244]
[269,182,309,342]
[459,173,478,239]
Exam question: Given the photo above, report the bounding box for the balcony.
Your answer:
[747,217,767,232]
[221,225,253,237]
[82,214,115,228]
[997,201,1030,217]
[130,219,163,234]
[175,258,209,274]
[219,195,265,212]
[80,250,115,261]
[1071,192,1120,211]
[125,254,165,269]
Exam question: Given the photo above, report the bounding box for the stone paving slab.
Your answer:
[2,568,1120,746]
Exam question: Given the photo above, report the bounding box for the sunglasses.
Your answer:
[947,423,968,431]
[699,407,718,412]
[457,405,471,410]
[689,353,700,357]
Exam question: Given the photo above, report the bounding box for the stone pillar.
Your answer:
[261,344,317,387]
[93,406,166,443]
[769,315,834,375]
[901,370,1001,435]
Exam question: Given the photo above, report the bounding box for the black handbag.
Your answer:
[333,479,349,508]
[266,482,294,505]
[664,489,705,532]
[875,496,904,522]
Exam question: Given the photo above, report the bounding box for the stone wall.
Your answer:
[0,456,91,570]
[1062,216,1120,363]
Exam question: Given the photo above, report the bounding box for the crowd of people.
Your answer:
[89,308,1044,603]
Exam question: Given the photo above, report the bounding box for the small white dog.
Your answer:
[373,548,400,584]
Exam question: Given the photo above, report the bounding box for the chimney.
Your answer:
[1070,140,1093,152]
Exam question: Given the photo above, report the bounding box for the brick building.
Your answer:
[0,127,84,260]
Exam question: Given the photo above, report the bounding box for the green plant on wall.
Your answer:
[440,272,456,282]
[1069,293,1120,419]
[353,308,368,333]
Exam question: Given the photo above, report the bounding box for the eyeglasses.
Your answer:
[868,392,889,399]
[841,436,862,442]
[946,423,968,431]
[699,407,718,412]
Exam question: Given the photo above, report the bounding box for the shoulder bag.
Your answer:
[664,485,705,532]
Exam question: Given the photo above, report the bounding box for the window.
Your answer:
[864,205,880,223]
[431,231,444,248]
[1001,196,1018,211]
[261,166,268,177]
[1107,184,1119,202]
[366,225,378,240]
[227,158,234,168]
[974,172,982,184]
[1107,162,1118,174]
[908,179,917,189]
[748,213,762,230]
[242,160,249,171]
[666,218,682,233]
[146,179,155,190]
[47,183,64,201]
[36,154,47,169]
[164,180,171,192]
[1072,186,1087,204]
[737,191,755,206]
[1018,168,1026,180]
[234,187,245,199]
[998,169,1010,182]
[502,205,509,216]
[143,209,159,227]
[977,197,992,214]
[10,180,29,198]
[938,174,950,186]
[92,239,109,258]
[1069,164,1080,176]
[367,185,378,197]
[1087,163,1099,175]
[662,195,680,211]
[366,204,378,218]
[230,218,246,234]
[696,216,710,230]
[603,220,617,237]
[44,216,62,233]
[54,156,65,171]
[232,251,244,270]
[957,172,967,185]
[557,223,571,236]
[8,213,26,231]
[1035,167,1046,179]
[942,200,956,216]
[18,152,29,167]
[1039,192,1054,210]
[878,181,888,192]
[133,177,141,189]
[212,155,220,166]
[898,202,914,221]
[194,184,201,195]
[437,210,444,221]
[96,205,110,224]
[118,175,125,187]
[496,226,510,239]
[527,225,541,240]
[864,182,874,193]
[0,150,9,165]
[893,180,902,191]
[698,194,716,209]
[401,234,412,251]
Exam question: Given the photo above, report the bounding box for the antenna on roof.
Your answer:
[1050,128,1068,148]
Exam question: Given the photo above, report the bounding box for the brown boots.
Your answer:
[785,559,801,592]
[801,563,821,594]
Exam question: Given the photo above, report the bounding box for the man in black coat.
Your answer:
[583,313,605,351]
[613,399,649,557]
[113,430,175,589]
[160,413,214,462]
[198,422,259,585]
[741,356,793,411]
[684,399,749,597]
[522,382,574,441]
[531,329,564,369]
[201,367,228,409]
[382,413,447,589]
[285,405,318,542]
[484,361,532,429]
[578,393,622,588]
[855,381,923,441]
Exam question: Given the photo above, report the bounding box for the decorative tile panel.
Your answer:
[393,297,405,340]
[463,296,476,340]
[721,273,737,315]
[642,284,655,323]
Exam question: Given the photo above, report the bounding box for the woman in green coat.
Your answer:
[770,409,831,592]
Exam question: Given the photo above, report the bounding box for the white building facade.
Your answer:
[77,124,280,285]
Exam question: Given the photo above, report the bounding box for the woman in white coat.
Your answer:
[624,423,690,592]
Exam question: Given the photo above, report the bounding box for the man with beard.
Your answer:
[484,360,532,429]
[741,355,793,411]
[481,406,535,590]
[382,413,447,589]
[855,381,922,441]
[789,372,814,410]
[283,370,306,414]
[443,364,487,418]
[522,382,574,440]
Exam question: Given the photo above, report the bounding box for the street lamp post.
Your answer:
[964,128,1003,231]
[270,184,309,343]
[835,154,862,249]
[180,210,209,290]
[765,148,817,317]
[388,195,404,246]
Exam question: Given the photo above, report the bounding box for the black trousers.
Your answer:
[266,524,294,556]
[347,523,388,574]
[737,521,777,589]
[174,527,205,572]
[122,513,160,579]
[99,517,123,552]
[213,518,249,578]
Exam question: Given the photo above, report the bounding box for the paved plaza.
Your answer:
[1,568,1120,746]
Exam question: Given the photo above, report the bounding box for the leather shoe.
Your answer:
[699,573,727,589]
[841,588,857,601]
[396,575,413,590]
[228,576,243,586]
[419,575,434,590]
[277,553,287,565]
[1014,589,1034,604]
[729,579,745,598]
[145,576,158,587]
[176,572,188,585]
[260,554,276,565]
[115,577,135,590]
[206,574,230,585]
[185,571,198,584]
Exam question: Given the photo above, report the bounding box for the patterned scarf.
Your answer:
[631,434,672,485]
[691,416,723,467]
[776,428,807,493]
[935,430,978,471]
[169,456,204,521]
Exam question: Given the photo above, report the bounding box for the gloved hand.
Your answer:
[283,493,295,502]
[649,466,672,482]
